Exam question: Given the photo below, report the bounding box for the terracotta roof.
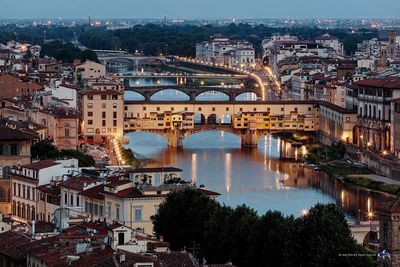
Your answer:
[199,188,221,196]
[106,222,126,230]
[103,187,145,199]
[60,176,99,191]
[354,78,400,89]
[156,252,196,267]
[29,221,56,234]
[80,184,105,200]
[23,160,60,171]
[318,101,357,115]
[0,231,31,262]
[37,183,61,196]
[0,125,37,140]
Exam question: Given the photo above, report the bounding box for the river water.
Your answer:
[123,75,394,219]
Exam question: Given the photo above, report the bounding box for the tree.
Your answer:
[203,205,258,266]
[31,140,95,167]
[31,139,59,160]
[151,189,219,252]
[293,204,373,267]
[247,211,296,267]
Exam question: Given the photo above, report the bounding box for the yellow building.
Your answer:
[80,85,124,144]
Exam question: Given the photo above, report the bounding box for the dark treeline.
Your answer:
[41,40,98,63]
[151,189,374,267]
[0,24,377,57]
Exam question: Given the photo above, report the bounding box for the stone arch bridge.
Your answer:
[123,100,318,148]
[124,84,262,101]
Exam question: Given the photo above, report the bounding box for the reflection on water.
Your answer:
[125,131,396,218]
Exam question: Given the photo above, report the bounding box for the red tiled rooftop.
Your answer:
[354,78,400,89]
[37,183,61,196]
[60,176,99,190]
[0,125,37,140]
[79,184,105,200]
[23,160,60,171]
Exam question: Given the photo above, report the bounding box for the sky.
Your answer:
[1,0,400,19]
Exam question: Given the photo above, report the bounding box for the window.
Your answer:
[85,201,89,213]
[64,191,68,205]
[99,205,103,216]
[113,120,117,127]
[27,186,30,200]
[102,120,106,127]
[18,184,21,197]
[134,207,143,221]
[22,185,25,198]
[88,112,93,116]
[87,94,93,100]
[76,196,80,206]
[113,103,117,108]
[116,204,120,220]
[13,182,16,196]
[113,112,117,118]
[112,95,118,100]
[87,103,93,108]
[88,120,93,125]
[94,204,98,215]
[65,123,70,137]
[101,95,107,100]
[102,103,106,108]
[102,112,106,118]
[70,194,74,206]
[107,202,112,218]
[10,144,19,155]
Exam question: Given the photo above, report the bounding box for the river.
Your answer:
[123,74,394,219]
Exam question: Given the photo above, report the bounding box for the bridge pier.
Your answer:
[166,129,184,148]
[240,130,260,148]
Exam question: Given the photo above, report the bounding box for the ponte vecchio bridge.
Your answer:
[123,100,319,148]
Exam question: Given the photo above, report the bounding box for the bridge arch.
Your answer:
[206,114,220,125]
[125,91,146,101]
[235,92,259,101]
[195,90,230,101]
[150,89,191,101]
[194,113,206,125]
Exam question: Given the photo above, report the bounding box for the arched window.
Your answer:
[373,106,376,119]
[364,104,367,117]
[65,123,71,137]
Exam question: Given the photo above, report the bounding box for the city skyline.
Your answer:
[1,0,400,19]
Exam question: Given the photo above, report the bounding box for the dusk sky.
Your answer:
[1,0,400,19]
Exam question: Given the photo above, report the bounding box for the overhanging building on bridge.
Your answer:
[123,100,357,148]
